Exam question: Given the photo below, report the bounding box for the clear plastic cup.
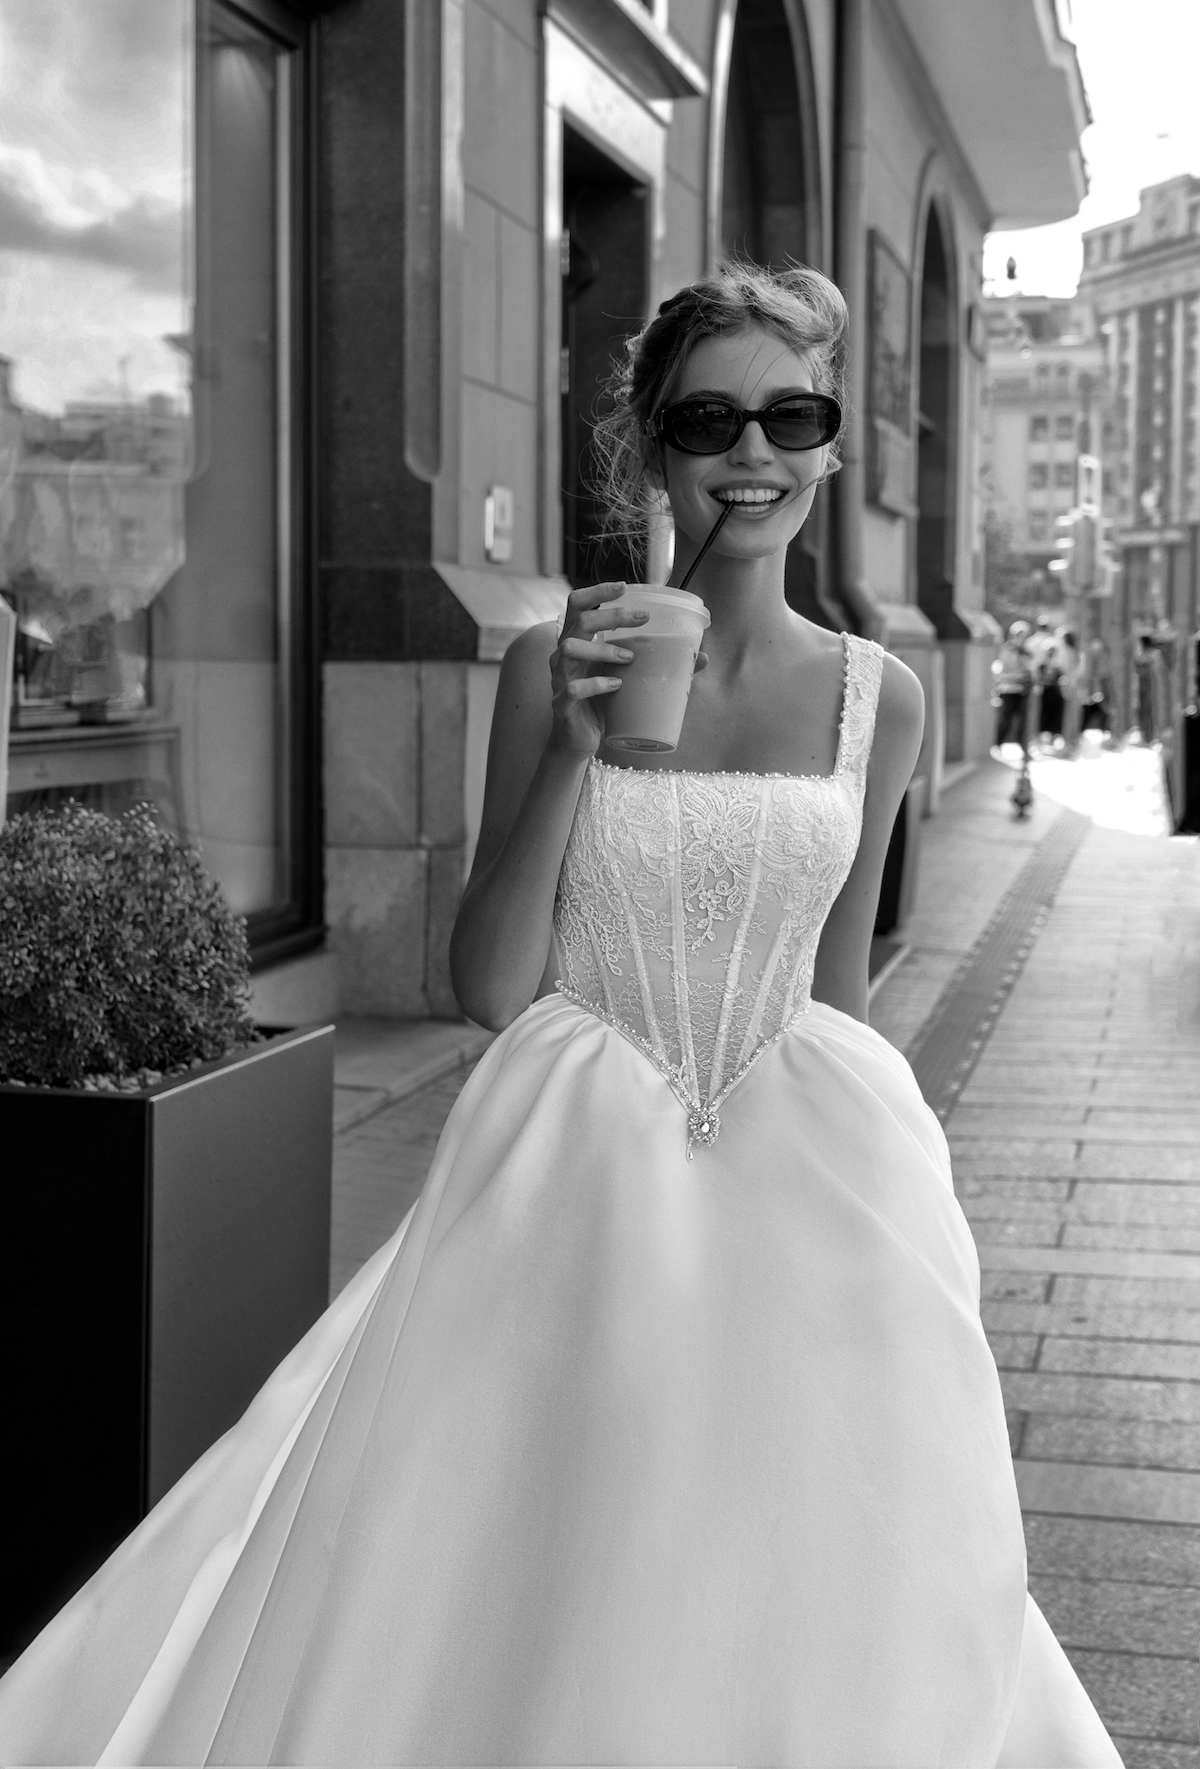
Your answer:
[599,587,711,754]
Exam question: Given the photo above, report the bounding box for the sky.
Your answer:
[983,0,1200,297]
[0,0,189,412]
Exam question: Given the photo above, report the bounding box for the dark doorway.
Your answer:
[720,0,837,626]
[721,0,807,267]
[915,209,961,636]
[561,127,648,587]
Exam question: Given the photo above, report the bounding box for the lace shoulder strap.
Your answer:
[836,634,886,779]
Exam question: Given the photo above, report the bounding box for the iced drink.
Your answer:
[599,587,710,754]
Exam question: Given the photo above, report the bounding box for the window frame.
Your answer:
[197,0,322,969]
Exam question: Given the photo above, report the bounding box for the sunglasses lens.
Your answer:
[763,398,839,450]
[665,401,740,454]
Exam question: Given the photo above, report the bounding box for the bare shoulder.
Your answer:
[875,649,924,731]
[866,648,924,785]
[874,654,927,750]
[503,619,560,685]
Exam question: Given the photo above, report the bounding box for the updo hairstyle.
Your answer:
[591,261,849,544]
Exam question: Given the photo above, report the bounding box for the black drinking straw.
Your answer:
[676,501,733,594]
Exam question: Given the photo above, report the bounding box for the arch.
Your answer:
[911,165,963,636]
[706,0,823,272]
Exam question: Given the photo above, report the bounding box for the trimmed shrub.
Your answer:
[0,803,257,1089]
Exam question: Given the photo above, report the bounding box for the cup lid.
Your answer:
[606,586,711,625]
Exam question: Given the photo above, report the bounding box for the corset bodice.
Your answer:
[553,634,885,1151]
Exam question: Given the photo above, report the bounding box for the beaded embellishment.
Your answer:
[553,634,884,1153]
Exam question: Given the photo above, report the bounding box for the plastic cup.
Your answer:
[599,587,711,754]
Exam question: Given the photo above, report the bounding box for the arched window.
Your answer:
[915,206,959,636]
[720,0,817,270]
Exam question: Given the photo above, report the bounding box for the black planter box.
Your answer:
[1,1023,333,1655]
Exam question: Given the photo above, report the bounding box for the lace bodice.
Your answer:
[553,633,885,1153]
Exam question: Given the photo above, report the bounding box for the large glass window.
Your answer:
[0,0,315,957]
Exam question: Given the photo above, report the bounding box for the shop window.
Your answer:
[1029,415,1049,440]
[1055,414,1076,440]
[1,0,317,959]
[1028,463,1048,489]
[1054,462,1074,489]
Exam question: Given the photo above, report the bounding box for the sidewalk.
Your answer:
[874,750,1200,1761]
[329,753,1200,1757]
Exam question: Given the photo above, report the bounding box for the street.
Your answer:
[332,744,1200,1761]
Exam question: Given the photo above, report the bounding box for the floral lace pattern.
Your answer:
[554,634,885,1152]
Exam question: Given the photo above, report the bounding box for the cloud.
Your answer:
[0,146,183,292]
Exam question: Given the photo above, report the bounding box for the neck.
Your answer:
[668,537,793,671]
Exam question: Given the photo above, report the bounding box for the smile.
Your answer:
[711,487,787,506]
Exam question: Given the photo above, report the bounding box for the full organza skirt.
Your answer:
[0,995,1121,1766]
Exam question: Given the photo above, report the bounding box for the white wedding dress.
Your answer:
[0,634,1123,1767]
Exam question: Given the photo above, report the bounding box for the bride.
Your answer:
[0,264,1122,1766]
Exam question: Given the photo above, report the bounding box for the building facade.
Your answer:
[0,0,1088,1021]
[981,295,1105,574]
[1078,175,1200,787]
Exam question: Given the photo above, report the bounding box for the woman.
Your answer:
[0,266,1122,1766]
[993,619,1034,753]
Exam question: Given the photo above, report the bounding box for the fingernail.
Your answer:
[616,648,634,661]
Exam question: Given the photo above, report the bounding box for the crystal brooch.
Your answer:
[686,1105,721,1156]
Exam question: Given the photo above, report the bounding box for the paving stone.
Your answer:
[1115,1743,1200,1769]
[1038,1338,1200,1380]
[980,1248,1200,1281]
[1052,1274,1200,1311]
[950,1142,1080,1177]
[1071,1186,1200,1226]
[1067,1226,1200,1255]
[1074,1148,1200,1181]
[982,1303,1200,1345]
[981,1271,1053,1304]
[988,1332,1041,1370]
[969,1218,1063,1247]
[950,1105,1090,1136]
[1080,1113,1200,1145]
[1025,1516,1200,1587]
[1031,1574,1200,1656]
[1000,1371,1200,1424]
[1018,1456,1200,1527]
[956,1176,1073,1205]
[1021,1416,1200,1474]
[1062,1647,1199,1744]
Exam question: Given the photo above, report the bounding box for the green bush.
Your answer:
[0,803,258,1090]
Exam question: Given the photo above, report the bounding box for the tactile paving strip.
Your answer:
[907,807,1093,1122]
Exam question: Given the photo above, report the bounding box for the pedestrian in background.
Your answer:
[1029,614,1067,750]
[992,618,1034,753]
[1079,636,1113,734]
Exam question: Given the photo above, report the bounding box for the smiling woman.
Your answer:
[0,0,319,960]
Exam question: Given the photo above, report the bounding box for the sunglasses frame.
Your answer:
[649,393,842,456]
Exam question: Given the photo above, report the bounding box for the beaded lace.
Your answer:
[554,633,885,1153]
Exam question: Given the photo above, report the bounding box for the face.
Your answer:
[657,326,829,556]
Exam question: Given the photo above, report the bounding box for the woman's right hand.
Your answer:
[547,582,647,758]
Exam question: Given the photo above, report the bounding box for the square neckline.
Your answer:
[590,630,855,786]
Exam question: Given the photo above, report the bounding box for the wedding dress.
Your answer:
[0,634,1122,1766]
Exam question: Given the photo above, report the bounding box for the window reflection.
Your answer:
[0,0,298,922]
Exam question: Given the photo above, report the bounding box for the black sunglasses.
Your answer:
[650,393,842,456]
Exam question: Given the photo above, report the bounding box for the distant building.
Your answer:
[1078,175,1200,797]
[981,295,1105,587]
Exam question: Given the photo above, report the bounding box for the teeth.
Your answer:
[715,488,784,504]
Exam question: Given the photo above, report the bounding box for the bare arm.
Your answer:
[810,654,924,1024]
[449,584,646,1031]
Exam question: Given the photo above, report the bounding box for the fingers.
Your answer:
[561,674,622,700]
[560,635,634,665]
[571,606,649,638]
[566,581,631,613]
[693,649,709,675]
